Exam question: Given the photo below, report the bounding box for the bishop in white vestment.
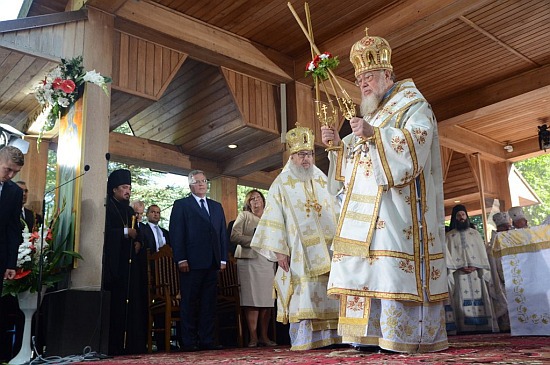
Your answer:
[251,126,341,350]
[321,29,449,353]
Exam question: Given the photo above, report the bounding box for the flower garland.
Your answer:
[34,55,112,134]
[305,52,339,81]
[1,211,83,296]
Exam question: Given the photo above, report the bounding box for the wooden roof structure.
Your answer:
[1,0,549,216]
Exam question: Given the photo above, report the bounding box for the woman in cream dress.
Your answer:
[231,190,277,347]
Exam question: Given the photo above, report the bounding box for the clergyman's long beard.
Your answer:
[456,219,470,231]
[360,92,383,116]
[288,162,314,182]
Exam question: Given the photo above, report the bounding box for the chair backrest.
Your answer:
[218,258,239,298]
[147,245,180,305]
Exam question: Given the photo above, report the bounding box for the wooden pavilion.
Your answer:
[0,0,549,355]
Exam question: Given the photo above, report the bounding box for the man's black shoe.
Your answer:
[199,344,224,351]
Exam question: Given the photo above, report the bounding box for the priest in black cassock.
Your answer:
[103,169,147,355]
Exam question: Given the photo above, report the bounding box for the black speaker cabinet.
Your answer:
[43,290,110,356]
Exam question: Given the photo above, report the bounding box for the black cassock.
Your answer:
[103,197,147,355]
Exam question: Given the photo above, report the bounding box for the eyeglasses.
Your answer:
[296,151,314,158]
[354,71,379,86]
[190,179,209,185]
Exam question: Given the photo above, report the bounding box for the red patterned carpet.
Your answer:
[70,334,550,365]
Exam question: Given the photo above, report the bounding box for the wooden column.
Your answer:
[70,8,114,289]
[475,153,489,242]
[18,137,49,217]
[284,81,317,163]
[210,175,238,223]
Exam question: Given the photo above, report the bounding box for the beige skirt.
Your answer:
[237,254,276,307]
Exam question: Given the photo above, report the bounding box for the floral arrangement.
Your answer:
[1,210,83,297]
[305,52,339,81]
[34,55,112,134]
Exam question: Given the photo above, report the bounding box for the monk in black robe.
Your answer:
[103,169,147,355]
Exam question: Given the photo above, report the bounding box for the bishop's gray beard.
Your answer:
[360,92,383,116]
[288,162,315,182]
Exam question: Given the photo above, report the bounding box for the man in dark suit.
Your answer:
[142,204,173,351]
[170,170,228,352]
[0,146,24,296]
[16,181,35,231]
[0,146,24,362]
[142,204,170,253]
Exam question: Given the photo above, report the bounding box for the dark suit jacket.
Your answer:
[0,181,23,289]
[141,222,170,253]
[21,207,34,232]
[169,195,228,270]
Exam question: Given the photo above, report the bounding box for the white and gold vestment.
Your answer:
[251,160,341,350]
[326,80,449,353]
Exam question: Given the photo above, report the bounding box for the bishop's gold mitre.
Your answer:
[350,28,393,78]
[286,125,314,154]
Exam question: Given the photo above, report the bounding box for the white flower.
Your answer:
[57,97,70,107]
[307,61,316,71]
[319,53,330,60]
[83,70,105,85]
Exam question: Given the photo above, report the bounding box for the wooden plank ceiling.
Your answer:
[0,0,549,207]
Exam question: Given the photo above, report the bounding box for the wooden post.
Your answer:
[210,175,238,224]
[475,153,489,242]
[18,137,49,218]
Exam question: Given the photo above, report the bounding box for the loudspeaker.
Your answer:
[44,290,110,356]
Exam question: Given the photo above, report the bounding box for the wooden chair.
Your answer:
[216,258,244,347]
[146,245,181,353]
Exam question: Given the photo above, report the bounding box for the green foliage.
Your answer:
[514,154,550,225]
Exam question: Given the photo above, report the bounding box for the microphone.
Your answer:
[105,153,111,161]
[45,164,90,195]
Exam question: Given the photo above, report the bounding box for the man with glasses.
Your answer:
[321,29,448,353]
[170,170,228,352]
[251,125,341,350]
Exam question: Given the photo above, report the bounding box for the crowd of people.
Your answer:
[1,26,549,360]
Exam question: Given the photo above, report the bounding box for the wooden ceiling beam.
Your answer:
[84,0,128,14]
[435,65,550,124]
[438,125,506,162]
[504,136,548,162]
[237,170,280,191]
[98,0,294,84]
[109,132,220,176]
[221,138,284,176]
[294,0,493,80]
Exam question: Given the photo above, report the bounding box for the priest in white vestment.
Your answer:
[320,29,449,353]
[251,126,341,350]
[446,205,498,334]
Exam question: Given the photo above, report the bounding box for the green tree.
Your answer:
[514,154,550,225]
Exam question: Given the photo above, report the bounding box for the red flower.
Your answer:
[46,229,53,242]
[313,54,321,66]
[14,269,32,280]
[30,231,40,242]
[52,77,63,90]
[60,79,76,93]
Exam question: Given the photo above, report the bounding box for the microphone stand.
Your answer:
[33,164,90,357]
